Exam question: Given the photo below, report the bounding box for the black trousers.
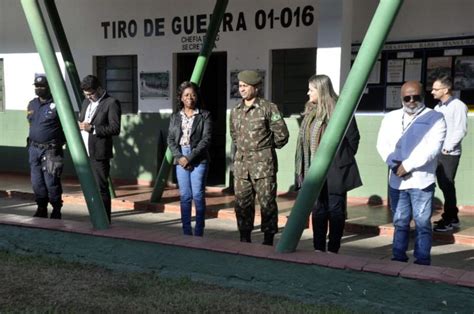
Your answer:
[312,185,346,253]
[436,154,461,221]
[90,158,111,222]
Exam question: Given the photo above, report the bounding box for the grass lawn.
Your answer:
[0,250,352,313]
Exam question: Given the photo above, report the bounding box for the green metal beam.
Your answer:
[276,0,404,253]
[150,0,228,203]
[43,0,117,198]
[21,0,109,229]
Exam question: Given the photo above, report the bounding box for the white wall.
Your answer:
[2,0,474,112]
[0,0,318,112]
[352,0,474,43]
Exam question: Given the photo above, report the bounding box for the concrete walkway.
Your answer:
[0,173,473,286]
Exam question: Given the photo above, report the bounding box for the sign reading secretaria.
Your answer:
[100,6,315,39]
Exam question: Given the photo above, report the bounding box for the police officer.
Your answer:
[230,70,289,245]
[27,75,65,219]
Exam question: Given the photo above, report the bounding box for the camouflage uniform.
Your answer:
[230,97,289,234]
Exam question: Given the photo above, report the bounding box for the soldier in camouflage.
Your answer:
[230,70,289,245]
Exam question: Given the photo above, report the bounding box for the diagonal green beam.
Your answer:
[276,0,404,253]
[43,0,117,198]
[150,0,228,203]
[21,0,109,229]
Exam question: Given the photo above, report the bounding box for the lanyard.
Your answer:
[402,106,426,133]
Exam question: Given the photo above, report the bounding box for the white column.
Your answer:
[316,0,353,93]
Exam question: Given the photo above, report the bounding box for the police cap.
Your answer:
[237,70,262,85]
[33,75,49,87]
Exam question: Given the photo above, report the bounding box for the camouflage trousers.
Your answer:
[234,175,278,234]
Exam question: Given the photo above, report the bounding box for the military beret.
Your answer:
[237,70,262,85]
[33,75,49,87]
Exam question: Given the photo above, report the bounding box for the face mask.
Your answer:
[35,88,51,99]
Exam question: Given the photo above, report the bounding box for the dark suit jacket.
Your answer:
[327,118,363,194]
[167,109,212,164]
[79,93,121,160]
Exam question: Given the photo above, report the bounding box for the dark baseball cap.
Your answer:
[33,75,49,87]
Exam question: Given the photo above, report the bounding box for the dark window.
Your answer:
[95,55,138,114]
[272,48,316,116]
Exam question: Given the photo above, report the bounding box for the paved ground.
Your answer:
[0,173,472,271]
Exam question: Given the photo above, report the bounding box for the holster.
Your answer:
[43,148,64,178]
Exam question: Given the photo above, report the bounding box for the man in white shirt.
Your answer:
[431,75,468,232]
[377,81,446,265]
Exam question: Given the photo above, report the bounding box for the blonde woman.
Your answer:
[295,74,362,253]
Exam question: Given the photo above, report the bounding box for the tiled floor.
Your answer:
[0,173,473,287]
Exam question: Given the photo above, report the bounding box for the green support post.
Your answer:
[43,0,117,198]
[150,0,228,203]
[276,0,404,253]
[21,0,109,229]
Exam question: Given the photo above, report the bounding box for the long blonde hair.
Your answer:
[304,74,338,119]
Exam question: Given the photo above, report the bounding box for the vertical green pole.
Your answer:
[150,0,228,202]
[21,0,109,229]
[43,0,117,198]
[43,0,82,110]
[276,0,403,253]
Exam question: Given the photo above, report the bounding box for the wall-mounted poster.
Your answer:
[454,56,474,90]
[230,70,266,99]
[386,59,404,83]
[140,72,169,98]
[386,85,402,110]
[404,59,422,81]
[367,60,381,84]
[426,57,452,90]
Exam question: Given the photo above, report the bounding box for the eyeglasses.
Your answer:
[402,95,422,103]
[431,87,446,92]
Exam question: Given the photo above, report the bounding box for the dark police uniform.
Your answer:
[230,71,289,244]
[27,76,65,219]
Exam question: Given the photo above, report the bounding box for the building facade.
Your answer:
[0,0,473,204]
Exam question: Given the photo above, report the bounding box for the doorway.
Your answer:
[176,52,227,186]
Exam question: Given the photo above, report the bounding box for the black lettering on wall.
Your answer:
[172,16,181,34]
[222,13,233,32]
[235,12,246,31]
[101,21,110,39]
[196,14,207,33]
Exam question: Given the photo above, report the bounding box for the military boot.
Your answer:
[262,232,275,246]
[33,199,48,218]
[239,230,252,243]
[50,201,62,219]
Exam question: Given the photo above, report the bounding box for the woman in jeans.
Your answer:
[167,81,212,236]
[295,74,362,253]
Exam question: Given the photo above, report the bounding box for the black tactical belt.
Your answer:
[29,140,60,149]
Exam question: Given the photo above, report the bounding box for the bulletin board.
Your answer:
[352,36,474,112]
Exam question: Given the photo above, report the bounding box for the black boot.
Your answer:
[33,199,48,218]
[262,232,275,246]
[240,230,252,243]
[50,201,62,219]
[33,207,48,218]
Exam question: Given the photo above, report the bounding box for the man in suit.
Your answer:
[79,75,121,222]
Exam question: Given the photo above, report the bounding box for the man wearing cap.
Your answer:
[230,70,289,245]
[27,75,66,219]
[376,81,446,265]
[79,75,121,222]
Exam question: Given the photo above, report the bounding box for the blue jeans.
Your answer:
[389,184,435,265]
[176,146,208,236]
